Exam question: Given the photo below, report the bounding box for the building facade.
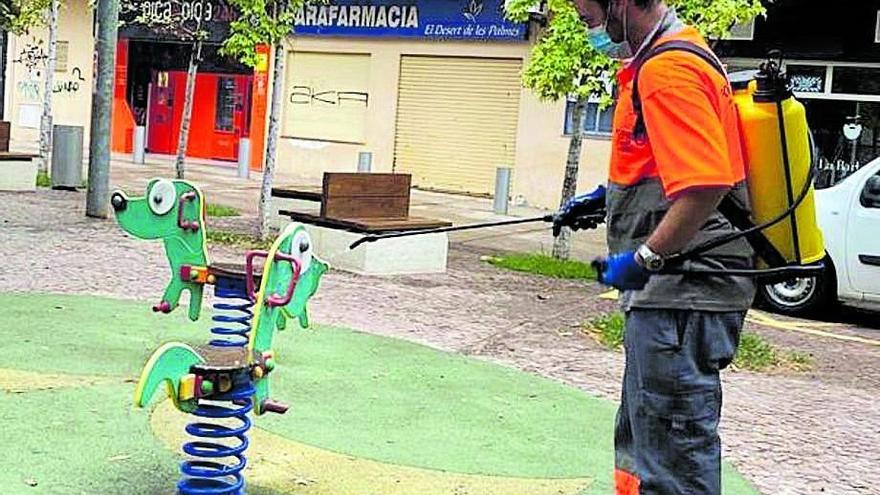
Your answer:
[3,2,95,152]
[0,0,614,209]
[270,0,609,208]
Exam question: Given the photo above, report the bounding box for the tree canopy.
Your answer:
[2,0,53,34]
[505,0,767,104]
[221,0,308,67]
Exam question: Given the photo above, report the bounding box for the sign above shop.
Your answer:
[120,0,527,43]
[293,0,528,41]
[119,0,235,43]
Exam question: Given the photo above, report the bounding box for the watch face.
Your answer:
[646,257,664,271]
[637,245,664,272]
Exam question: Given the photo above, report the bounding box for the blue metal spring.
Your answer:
[211,276,253,348]
[178,380,254,495]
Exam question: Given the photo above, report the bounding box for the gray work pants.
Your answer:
[614,309,745,495]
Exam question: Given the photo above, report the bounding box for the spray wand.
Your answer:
[349,214,584,250]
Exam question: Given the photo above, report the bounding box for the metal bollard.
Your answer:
[133,126,146,164]
[493,167,511,215]
[357,151,372,173]
[238,138,251,179]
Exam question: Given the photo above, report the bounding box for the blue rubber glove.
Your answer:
[553,185,607,237]
[592,251,652,291]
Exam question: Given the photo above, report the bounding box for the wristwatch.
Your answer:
[636,243,666,272]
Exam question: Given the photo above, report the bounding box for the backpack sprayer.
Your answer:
[350,51,825,281]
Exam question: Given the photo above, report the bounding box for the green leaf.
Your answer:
[220,0,325,67]
[507,0,766,102]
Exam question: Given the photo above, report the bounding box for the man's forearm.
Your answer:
[646,188,729,256]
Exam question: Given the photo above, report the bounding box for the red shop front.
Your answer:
[111,39,269,170]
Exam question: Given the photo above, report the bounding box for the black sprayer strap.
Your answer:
[716,196,788,268]
[632,40,727,140]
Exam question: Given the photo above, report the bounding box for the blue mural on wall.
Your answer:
[293,0,528,41]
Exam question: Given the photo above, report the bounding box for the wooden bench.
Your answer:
[272,173,451,275]
[274,173,451,233]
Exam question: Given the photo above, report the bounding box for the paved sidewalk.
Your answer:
[108,154,608,261]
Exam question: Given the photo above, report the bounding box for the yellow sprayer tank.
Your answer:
[732,68,825,267]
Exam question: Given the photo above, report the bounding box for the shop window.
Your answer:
[282,52,371,144]
[809,100,880,189]
[831,67,880,96]
[215,77,236,133]
[787,65,826,94]
[564,100,616,136]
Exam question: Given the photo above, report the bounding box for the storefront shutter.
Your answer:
[394,56,522,196]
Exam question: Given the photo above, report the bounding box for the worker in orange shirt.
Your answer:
[555,1,756,494]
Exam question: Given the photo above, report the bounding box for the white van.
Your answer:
[758,157,880,315]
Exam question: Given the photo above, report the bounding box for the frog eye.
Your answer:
[290,230,312,274]
[148,180,176,216]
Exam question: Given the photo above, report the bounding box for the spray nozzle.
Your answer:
[754,50,791,102]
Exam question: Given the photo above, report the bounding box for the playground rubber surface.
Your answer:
[0,293,760,494]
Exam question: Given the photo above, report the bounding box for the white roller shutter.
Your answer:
[394,56,522,195]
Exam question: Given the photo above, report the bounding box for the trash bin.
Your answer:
[51,125,84,190]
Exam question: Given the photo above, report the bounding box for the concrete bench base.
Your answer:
[271,197,320,231]
[303,224,448,275]
[0,158,37,192]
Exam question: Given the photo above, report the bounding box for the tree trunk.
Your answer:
[258,41,286,241]
[174,39,202,179]
[38,0,59,174]
[86,0,120,219]
[552,97,589,260]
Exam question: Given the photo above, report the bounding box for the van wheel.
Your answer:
[756,257,836,317]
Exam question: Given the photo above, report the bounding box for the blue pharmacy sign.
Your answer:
[293,0,528,41]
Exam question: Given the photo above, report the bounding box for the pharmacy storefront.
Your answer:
[276,0,611,206]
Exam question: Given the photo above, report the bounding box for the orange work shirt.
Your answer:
[609,26,747,198]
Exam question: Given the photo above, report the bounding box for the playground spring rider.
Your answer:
[111,180,327,494]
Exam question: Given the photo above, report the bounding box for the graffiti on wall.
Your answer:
[282,52,371,143]
[54,67,86,95]
[12,37,86,101]
[13,38,48,80]
[288,86,369,106]
[15,66,86,101]
[16,81,41,101]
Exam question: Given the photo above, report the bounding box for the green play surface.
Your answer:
[0,293,760,494]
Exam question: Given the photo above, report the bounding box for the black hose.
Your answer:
[663,262,824,279]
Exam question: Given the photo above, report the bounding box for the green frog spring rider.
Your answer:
[111,179,328,494]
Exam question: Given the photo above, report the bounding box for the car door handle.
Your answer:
[858,255,880,267]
